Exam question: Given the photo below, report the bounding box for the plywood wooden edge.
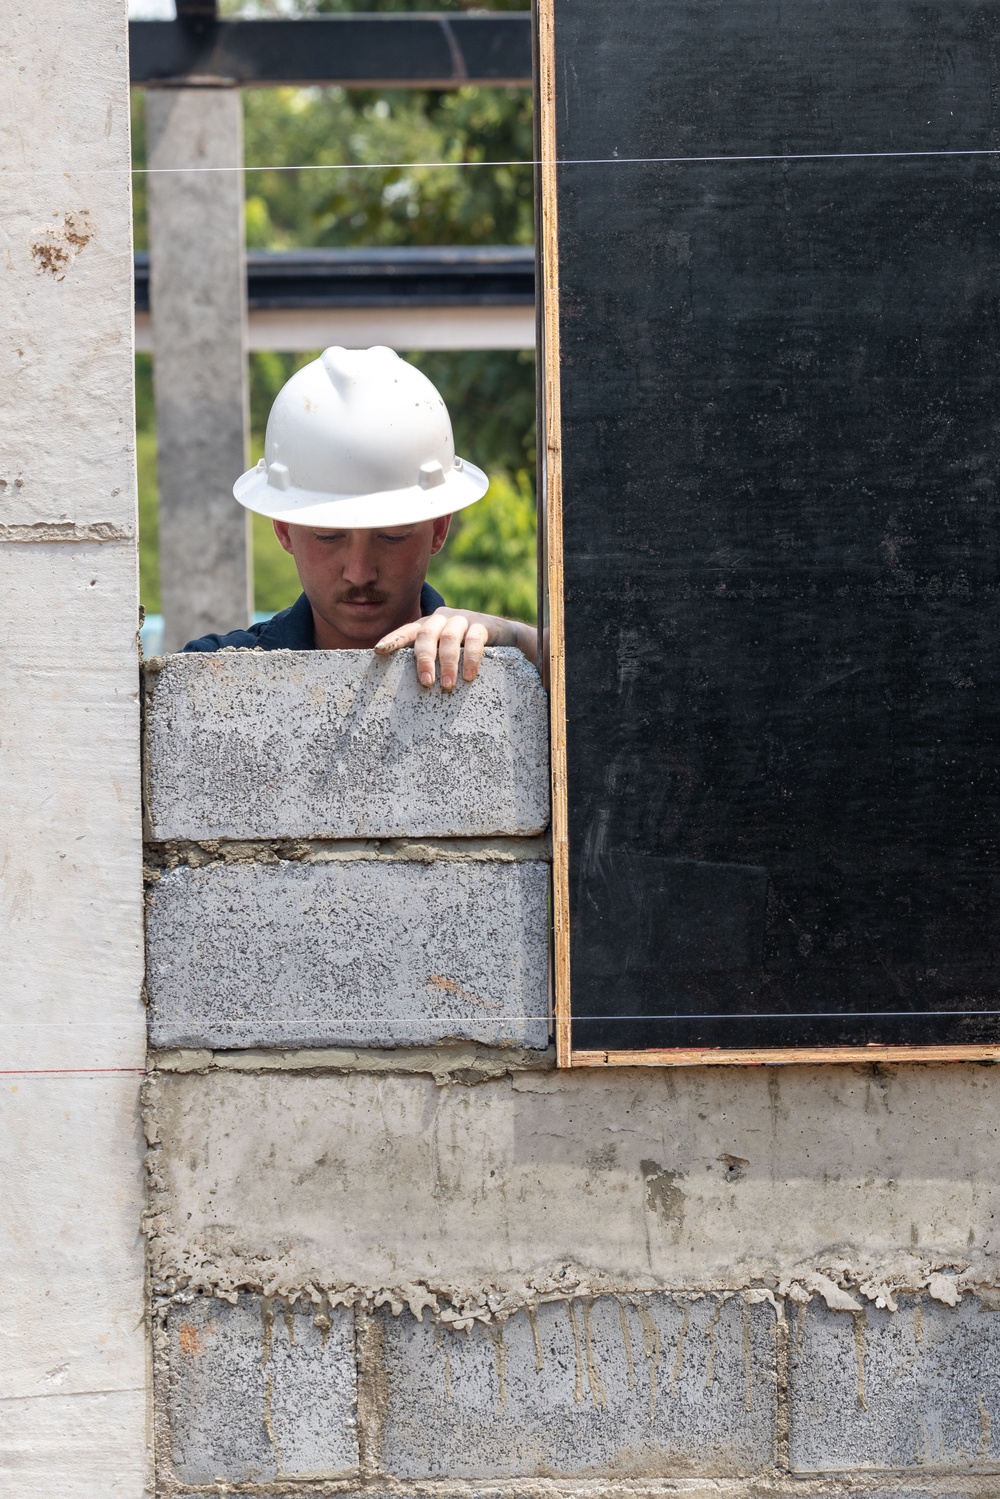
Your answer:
[536,0,572,1069]
[571,1045,1000,1068]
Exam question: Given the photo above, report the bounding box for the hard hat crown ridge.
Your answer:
[233,345,489,529]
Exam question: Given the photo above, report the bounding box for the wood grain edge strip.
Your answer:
[572,1045,1000,1068]
[536,0,572,1069]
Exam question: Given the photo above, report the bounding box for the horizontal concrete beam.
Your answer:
[134,303,536,353]
[146,1064,1000,1302]
[146,856,550,1050]
[143,648,549,842]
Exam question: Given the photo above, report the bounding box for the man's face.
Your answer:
[273,515,451,648]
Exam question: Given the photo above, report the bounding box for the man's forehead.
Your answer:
[297,523,421,539]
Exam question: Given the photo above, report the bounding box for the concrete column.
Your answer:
[0,2,148,1495]
[146,88,252,652]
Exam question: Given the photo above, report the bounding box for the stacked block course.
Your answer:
[144,648,1000,1498]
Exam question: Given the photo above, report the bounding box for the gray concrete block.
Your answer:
[789,1295,1000,1473]
[165,1294,357,1484]
[376,1294,776,1479]
[143,648,549,841]
[146,857,550,1050]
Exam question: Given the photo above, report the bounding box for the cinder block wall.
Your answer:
[144,649,1000,1498]
[143,647,550,1051]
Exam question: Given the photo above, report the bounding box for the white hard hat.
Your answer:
[233,345,489,528]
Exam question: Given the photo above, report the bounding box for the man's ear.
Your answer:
[273,519,294,555]
[430,513,452,555]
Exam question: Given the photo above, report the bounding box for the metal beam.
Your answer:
[129,15,533,89]
[175,0,218,23]
[134,246,535,312]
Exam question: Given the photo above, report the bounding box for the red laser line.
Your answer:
[0,1068,147,1076]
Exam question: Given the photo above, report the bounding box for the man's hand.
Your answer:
[374,607,538,690]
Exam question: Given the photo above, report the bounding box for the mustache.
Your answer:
[336,586,390,606]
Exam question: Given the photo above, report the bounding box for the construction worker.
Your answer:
[183,345,539,690]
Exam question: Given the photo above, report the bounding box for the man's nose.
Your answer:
[341,533,378,587]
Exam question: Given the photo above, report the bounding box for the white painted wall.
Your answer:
[0,1,148,1494]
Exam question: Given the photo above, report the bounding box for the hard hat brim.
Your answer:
[233,458,489,529]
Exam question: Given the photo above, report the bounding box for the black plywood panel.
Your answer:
[554,0,1000,1052]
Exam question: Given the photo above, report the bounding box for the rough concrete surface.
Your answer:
[0,2,147,1493]
[789,1296,1000,1474]
[146,1064,1000,1304]
[142,648,549,840]
[146,88,252,651]
[0,2,137,538]
[2,544,144,1071]
[376,1294,776,1479]
[217,1489,998,1499]
[146,857,549,1049]
[151,1041,555,1082]
[164,1294,357,1484]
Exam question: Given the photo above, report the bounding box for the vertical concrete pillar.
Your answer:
[0,2,148,1495]
[146,88,251,652]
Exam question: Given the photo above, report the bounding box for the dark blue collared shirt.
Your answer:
[182,583,446,653]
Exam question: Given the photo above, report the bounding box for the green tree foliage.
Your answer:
[135,354,161,611]
[132,0,537,624]
[241,83,532,249]
[428,468,537,619]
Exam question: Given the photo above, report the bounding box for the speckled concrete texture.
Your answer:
[375,1294,776,1479]
[219,1491,990,1499]
[164,1293,357,1485]
[789,1295,1000,1474]
[145,857,549,1049]
[143,646,549,840]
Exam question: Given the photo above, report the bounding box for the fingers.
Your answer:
[412,616,447,687]
[375,609,489,690]
[461,621,490,682]
[374,619,421,655]
[437,615,470,691]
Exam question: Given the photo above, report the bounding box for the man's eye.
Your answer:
[377,533,410,543]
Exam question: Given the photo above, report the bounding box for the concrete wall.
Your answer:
[0,2,148,1494]
[146,1063,1000,1300]
[144,649,1000,1497]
